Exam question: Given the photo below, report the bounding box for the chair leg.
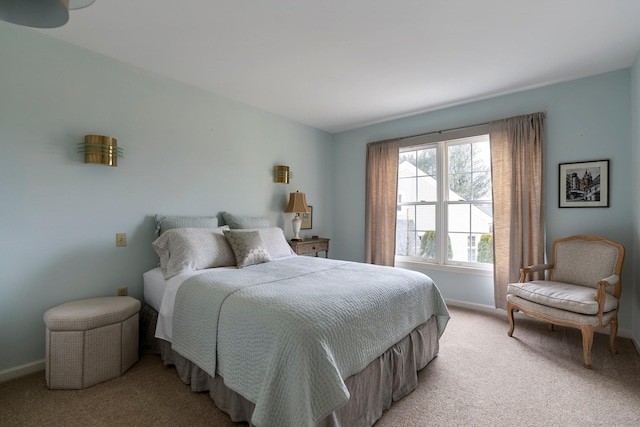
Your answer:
[609,317,618,354]
[580,327,594,368]
[507,302,515,337]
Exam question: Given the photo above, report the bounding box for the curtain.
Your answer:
[365,138,401,266]
[490,113,545,309]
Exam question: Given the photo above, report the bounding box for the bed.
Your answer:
[142,218,450,427]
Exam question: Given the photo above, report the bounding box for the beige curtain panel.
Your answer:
[490,112,546,310]
[365,138,400,266]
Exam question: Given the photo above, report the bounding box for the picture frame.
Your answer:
[301,206,313,229]
[559,159,609,208]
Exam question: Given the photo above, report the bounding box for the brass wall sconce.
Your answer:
[78,135,123,167]
[274,165,292,183]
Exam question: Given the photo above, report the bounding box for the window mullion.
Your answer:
[438,141,447,265]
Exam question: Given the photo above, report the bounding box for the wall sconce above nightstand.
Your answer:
[274,165,292,183]
[78,135,123,167]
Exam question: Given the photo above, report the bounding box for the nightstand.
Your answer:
[289,237,330,258]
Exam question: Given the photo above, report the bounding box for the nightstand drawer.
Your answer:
[297,241,328,254]
[289,238,330,257]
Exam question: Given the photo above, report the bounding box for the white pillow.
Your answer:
[223,229,272,268]
[152,226,235,279]
[253,227,296,258]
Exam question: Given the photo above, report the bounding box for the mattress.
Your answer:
[142,267,168,312]
[143,267,210,312]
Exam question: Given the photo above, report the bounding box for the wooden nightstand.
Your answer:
[289,238,330,258]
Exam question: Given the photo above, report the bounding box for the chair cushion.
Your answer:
[506,294,618,326]
[507,281,618,315]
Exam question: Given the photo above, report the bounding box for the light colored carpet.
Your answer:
[377,306,640,426]
[1,306,639,426]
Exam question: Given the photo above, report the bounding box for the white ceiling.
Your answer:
[36,0,640,133]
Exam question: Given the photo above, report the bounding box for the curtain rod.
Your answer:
[401,121,489,141]
[400,111,546,141]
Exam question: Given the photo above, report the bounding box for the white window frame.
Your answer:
[395,124,493,276]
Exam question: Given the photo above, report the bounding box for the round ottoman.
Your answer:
[43,296,141,389]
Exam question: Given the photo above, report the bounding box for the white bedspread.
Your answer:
[171,256,449,427]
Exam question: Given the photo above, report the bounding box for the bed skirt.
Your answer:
[140,304,440,427]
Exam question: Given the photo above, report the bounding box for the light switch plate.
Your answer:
[116,233,127,247]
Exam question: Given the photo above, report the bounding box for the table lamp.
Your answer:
[284,191,311,241]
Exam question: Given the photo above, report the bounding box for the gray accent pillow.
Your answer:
[223,229,272,268]
[152,226,235,279]
[155,215,219,236]
[221,212,270,229]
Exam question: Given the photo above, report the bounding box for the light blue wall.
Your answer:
[631,52,640,342]
[332,70,634,331]
[0,22,333,372]
[2,20,637,372]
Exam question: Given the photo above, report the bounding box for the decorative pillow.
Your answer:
[252,227,296,258]
[155,215,219,236]
[221,212,270,229]
[152,226,235,279]
[223,229,272,268]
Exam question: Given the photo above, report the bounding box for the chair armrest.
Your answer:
[519,264,553,282]
[599,274,619,287]
[595,274,621,320]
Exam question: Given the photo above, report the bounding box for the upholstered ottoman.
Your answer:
[43,296,140,389]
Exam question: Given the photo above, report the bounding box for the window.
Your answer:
[467,235,477,260]
[396,132,493,270]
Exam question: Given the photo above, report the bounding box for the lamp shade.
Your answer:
[284,191,311,214]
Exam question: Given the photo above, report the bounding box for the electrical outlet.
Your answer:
[117,287,128,296]
[116,233,127,247]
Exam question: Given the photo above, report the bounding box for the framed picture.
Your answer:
[301,206,313,229]
[559,160,609,208]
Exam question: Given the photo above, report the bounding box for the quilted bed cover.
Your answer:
[171,256,449,427]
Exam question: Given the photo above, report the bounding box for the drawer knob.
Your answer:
[312,246,316,250]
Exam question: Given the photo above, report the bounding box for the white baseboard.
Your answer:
[445,298,638,343]
[0,359,45,383]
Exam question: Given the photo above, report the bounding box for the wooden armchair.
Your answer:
[506,235,625,368]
